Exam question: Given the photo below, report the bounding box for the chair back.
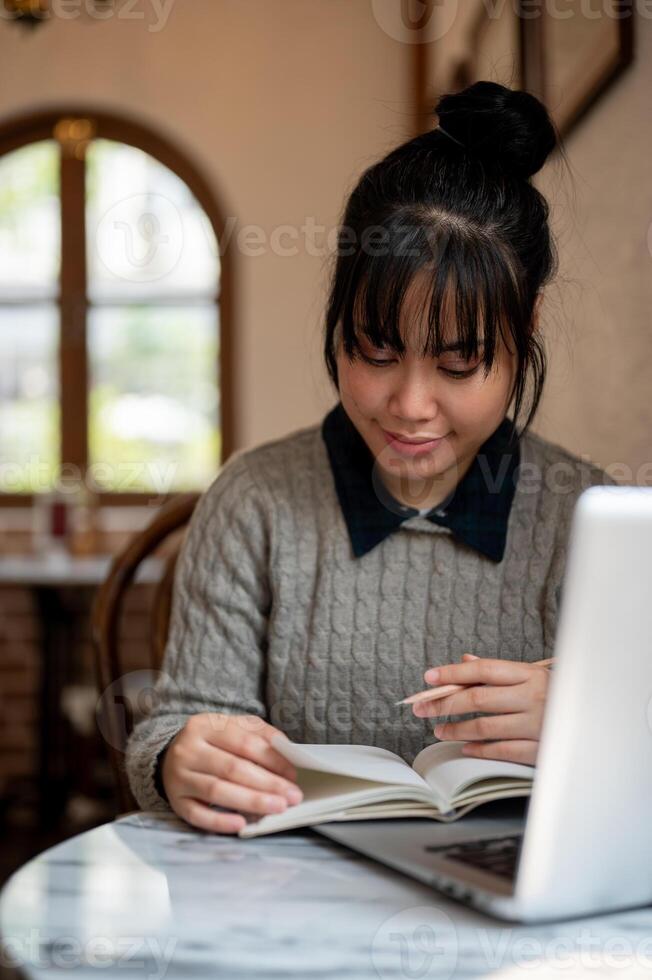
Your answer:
[91,493,200,813]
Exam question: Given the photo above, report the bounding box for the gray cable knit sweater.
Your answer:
[125,416,614,810]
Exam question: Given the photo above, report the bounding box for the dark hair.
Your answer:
[323,80,562,438]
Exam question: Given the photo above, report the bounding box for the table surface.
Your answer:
[0,552,162,587]
[2,811,652,979]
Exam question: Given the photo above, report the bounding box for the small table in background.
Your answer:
[0,552,162,831]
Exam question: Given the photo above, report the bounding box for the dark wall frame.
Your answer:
[412,0,634,142]
[518,0,634,140]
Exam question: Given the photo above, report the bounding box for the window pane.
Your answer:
[88,306,220,492]
[0,306,59,493]
[86,139,220,302]
[0,141,60,300]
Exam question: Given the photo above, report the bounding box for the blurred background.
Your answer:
[0,0,649,884]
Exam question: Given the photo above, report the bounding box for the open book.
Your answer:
[237,735,534,838]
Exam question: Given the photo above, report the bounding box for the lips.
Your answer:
[381,427,448,457]
[385,429,445,445]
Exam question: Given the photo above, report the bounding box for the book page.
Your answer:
[271,735,429,789]
[238,771,436,838]
[412,741,534,807]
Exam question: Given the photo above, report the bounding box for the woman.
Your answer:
[126,81,614,834]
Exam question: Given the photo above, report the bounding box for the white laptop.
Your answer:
[314,486,652,922]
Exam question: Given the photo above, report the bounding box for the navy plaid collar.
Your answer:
[321,401,520,563]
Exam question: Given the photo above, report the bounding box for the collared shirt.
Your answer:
[321,401,520,562]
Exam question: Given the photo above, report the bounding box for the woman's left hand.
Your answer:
[414,654,550,765]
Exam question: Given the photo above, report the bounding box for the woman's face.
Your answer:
[335,275,520,510]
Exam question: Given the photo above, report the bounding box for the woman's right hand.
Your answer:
[161,713,304,834]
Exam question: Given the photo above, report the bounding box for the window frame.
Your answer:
[0,107,234,506]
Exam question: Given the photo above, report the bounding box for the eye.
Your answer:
[359,352,396,367]
[439,365,480,379]
[355,344,397,366]
[355,347,483,376]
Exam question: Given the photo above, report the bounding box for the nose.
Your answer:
[387,363,441,427]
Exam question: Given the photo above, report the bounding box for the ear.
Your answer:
[531,292,544,334]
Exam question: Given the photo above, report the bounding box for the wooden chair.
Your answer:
[91,493,200,813]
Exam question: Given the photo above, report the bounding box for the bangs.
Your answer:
[337,217,525,370]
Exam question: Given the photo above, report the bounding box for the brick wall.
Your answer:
[0,522,183,824]
[0,585,39,798]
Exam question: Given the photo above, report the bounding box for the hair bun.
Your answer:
[435,80,558,179]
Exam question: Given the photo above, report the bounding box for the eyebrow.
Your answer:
[439,339,486,352]
[359,337,486,353]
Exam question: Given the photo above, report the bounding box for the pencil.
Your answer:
[394,657,556,706]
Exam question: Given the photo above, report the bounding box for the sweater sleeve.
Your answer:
[125,451,272,811]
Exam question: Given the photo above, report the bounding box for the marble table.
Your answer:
[2,810,652,979]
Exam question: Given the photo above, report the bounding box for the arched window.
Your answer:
[0,109,232,503]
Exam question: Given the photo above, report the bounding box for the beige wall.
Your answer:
[533,15,652,481]
[0,1,649,479]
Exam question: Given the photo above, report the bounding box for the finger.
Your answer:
[179,772,294,816]
[424,658,534,687]
[196,712,290,750]
[236,715,292,745]
[461,653,479,661]
[200,723,298,782]
[178,798,247,835]
[181,743,302,797]
[204,713,292,752]
[460,740,538,766]
[433,712,537,742]
[414,684,532,719]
